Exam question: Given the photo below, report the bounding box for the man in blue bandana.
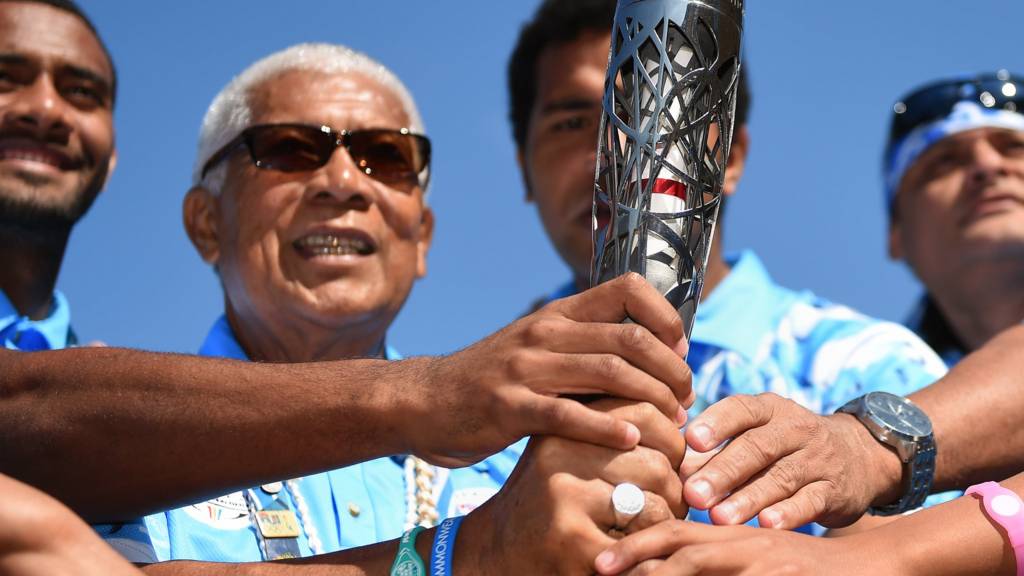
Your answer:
[884,71,1024,365]
[506,0,949,534]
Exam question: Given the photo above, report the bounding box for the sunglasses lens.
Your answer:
[248,126,334,172]
[350,131,429,188]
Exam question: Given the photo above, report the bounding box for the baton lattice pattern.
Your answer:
[592,0,742,340]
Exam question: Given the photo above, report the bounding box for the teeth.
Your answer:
[0,150,60,166]
[296,234,372,255]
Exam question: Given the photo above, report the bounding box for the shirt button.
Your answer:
[348,502,361,517]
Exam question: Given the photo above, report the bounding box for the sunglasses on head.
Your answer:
[889,71,1024,144]
[200,123,431,192]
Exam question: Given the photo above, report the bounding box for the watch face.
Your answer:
[865,392,933,438]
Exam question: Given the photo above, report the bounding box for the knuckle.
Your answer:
[769,459,802,492]
[598,354,625,378]
[522,317,559,346]
[744,433,779,466]
[619,324,650,352]
[505,350,535,381]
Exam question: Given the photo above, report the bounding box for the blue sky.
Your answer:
[65,1,1024,355]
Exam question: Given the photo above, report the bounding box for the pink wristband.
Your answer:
[967,481,1024,575]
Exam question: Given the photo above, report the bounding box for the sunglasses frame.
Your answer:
[200,123,432,190]
[889,72,1024,144]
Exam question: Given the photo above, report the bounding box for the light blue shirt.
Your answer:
[97,316,525,563]
[0,289,75,350]
[547,250,949,530]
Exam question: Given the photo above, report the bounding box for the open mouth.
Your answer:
[293,232,377,257]
[0,141,79,170]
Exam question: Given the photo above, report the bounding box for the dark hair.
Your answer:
[508,0,750,151]
[0,0,117,103]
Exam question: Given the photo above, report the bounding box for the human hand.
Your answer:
[463,398,687,575]
[681,393,901,529]
[593,519,894,576]
[409,273,693,468]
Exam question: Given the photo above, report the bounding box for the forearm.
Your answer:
[0,347,422,522]
[910,324,1024,491]
[848,472,1023,576]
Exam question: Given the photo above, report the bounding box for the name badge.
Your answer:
[255,509,301,539]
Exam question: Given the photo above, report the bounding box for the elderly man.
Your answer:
[507,0,947,532]
[95,43,687,574]
[0,0,692,534]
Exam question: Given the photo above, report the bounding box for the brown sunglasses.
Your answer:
[200,123,431,191]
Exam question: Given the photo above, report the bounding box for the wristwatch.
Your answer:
[836,391,936,516]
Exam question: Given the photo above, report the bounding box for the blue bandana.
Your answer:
[884,100,1024,210]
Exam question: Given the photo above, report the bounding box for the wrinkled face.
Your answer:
[0,2,115,231]
[890,127,1024,284]
[203,69,432,333]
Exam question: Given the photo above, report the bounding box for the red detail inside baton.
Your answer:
[651,178,687,199]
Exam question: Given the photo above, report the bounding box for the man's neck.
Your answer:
[225,303,391,363]
[0,228,69,320]
[929,261,1024,352]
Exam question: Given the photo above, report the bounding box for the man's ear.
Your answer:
[888,217,904,260]
[183,186,221,265]
[516,148,534,202]
[107,148,118,181]
[724,125,750,197]
[415,205,435,279]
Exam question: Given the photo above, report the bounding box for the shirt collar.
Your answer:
[198,315,401,360]
[0,289,74,350]
[691,250,780,361]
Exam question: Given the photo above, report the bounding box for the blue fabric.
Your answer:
[0,289,74,351]
[545,251,950,532]
[96,316,526,562]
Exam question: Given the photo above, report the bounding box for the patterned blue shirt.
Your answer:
[97,316,525,563]
[0,289,75,350]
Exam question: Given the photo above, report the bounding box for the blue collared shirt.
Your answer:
[0,289,75,350]
[97,316,525,562]
[547,250,949,529]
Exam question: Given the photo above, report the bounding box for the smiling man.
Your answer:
[85,43,688,570]
[0,0,115,351]
[1,4,697,540]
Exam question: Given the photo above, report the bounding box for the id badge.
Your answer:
[254,499,303,560]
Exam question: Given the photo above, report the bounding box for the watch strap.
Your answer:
[870,432,935,516]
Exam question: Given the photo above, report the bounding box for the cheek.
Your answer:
[78,114,115,160]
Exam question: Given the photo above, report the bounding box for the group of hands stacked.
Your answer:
[406,274,888,575]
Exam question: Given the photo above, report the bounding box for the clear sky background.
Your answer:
[65,1,1024,355]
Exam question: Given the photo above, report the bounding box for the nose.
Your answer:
[1,75,72,143]
[304,142,379,208]
[965,136,1010,187]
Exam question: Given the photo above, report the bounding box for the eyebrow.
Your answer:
[541,98,600,115]
[62,63,112,94]
[0,53,29,65]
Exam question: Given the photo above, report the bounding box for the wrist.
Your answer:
[383,356,438,458]
[831,413,903,509]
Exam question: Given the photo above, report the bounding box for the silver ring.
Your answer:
[612,482,645,527]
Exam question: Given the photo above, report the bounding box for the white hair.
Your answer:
[192,43,427,192]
